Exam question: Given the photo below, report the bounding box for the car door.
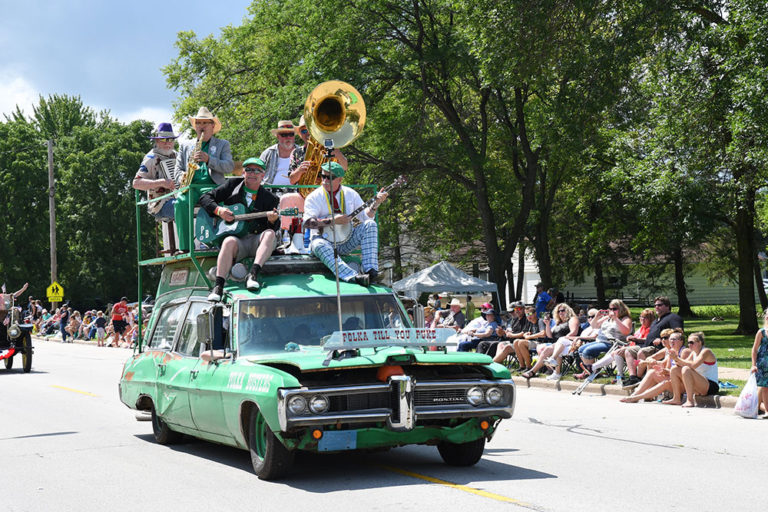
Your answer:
[152,301,197,430]
[186,304,232,438]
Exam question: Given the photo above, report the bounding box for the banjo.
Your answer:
[321,175,406,244]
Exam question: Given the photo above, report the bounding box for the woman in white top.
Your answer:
[664,331,719,407]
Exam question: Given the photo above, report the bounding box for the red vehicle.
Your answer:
[0,294,33,372]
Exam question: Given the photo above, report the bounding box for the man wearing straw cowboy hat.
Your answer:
[174,107,234,252]
[133,122,179,222]
[259,120,301,187]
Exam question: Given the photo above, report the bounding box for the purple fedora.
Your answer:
[149,122,179,140]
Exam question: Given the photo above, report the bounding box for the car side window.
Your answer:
[147,303,186,350]
[176,302,208,357]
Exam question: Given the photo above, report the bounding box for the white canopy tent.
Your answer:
[392,261,498,299]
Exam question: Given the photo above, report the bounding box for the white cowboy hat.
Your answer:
[189,107,222,134]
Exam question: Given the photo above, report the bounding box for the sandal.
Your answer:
[521,371,536,379]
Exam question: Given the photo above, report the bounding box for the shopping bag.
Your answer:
[734,373,759,419]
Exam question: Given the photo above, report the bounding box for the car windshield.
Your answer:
[236,294,408,356]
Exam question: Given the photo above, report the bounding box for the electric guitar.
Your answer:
[321,175,406,244]
[195,205,300,246]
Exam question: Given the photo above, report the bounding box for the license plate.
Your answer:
[318,430,357,452]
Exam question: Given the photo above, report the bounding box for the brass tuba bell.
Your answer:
[296,81,366,197]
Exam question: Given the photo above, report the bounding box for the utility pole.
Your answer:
[48,140,58,308]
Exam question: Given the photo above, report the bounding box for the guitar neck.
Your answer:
[232,211,271,222]
[345,180,402,218]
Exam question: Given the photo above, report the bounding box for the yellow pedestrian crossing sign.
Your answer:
[47,281,64,302]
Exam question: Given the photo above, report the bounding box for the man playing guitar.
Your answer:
[198,157,280,301]
[302,162,388,287]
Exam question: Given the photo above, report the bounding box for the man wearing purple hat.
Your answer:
[133,122,179,221]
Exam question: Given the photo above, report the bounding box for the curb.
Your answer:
[511,376,738,409]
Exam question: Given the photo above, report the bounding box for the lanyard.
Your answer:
[324,186,345,216]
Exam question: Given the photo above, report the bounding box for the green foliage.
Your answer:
[0,95,158,308]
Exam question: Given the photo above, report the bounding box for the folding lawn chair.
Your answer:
[572,338,627,395]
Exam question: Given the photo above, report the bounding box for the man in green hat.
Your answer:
[302,161,389,286]
[198,157,279,301]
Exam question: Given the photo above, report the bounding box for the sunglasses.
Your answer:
[279,133,294,137]
[688,339,700,345]
[300,128,309,135]
[609,307,619,311]
[320,173,336,180]
[654,303,664,307]
[157,138,175,143]
[588,315,595,319]
[661,336,670,340]
[244,167,264,173]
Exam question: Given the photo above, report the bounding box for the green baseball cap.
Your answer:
[242,157,266,171]
[321,161,345,178]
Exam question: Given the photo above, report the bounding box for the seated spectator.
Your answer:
[625,296,683,378]
[493,307,547,369]
[603,308,655,388]
[65,311,81,339]
[521,303,580,381]
[457,309,499,352]
[663,331,719,407]
[432,298,466,331]
[477,302,525,357]
[539,307,600,373]
[423,306,435,327]
[620,328,688,403]
[574,299,633,379]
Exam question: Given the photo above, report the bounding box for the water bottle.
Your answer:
[303,228,311,248]
[616,373,622,387]
[282,229,290,247]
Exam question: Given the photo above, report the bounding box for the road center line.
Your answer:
[380,465,540,509]
[51,385,98,397]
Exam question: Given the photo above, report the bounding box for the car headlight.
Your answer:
[287,395,307,415]
[8,324,20,339]
[485,387,503,405]
[466,387,484,406]
[308,395,329,414]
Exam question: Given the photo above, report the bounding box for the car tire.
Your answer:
[22,333,32,373]
[151,403,182,445]
[437,437,485,466]
[248,407,294,480]
[4,355,12,370]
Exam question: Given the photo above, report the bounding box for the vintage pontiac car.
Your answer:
[119,256,515,479]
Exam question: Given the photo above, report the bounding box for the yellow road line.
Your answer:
[51,385,98,397]
[380,465,539,509]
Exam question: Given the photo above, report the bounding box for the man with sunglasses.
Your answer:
[303,161,388,286]
[260,120,302,187]
[175,107,234,252]
[133,122,179,222]
[624,296,684,383]
[198,158,280,301]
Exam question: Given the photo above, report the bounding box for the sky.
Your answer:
[0,0,252,129]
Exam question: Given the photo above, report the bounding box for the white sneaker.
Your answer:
[546,372,562,381]
[207,285,223,302]
[246,275,260,291]
[544,357,557,368]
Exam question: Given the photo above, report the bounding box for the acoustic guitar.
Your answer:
[195,205,300,246]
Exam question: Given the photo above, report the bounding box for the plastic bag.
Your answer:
[734,373,759,419]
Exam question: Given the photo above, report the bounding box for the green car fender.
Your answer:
[225,361,302,441]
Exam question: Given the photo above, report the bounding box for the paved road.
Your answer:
[2,340,765,512]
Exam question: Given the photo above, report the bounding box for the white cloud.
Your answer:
[116,106,193,144]
[0,72,40,119]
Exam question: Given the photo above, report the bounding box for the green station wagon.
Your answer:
[119,255,515,479]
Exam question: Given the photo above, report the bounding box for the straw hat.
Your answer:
[189,107,222,134]
[270,120,296,136]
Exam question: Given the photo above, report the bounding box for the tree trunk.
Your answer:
[505,257,515,301]
[753,243,767,312]
[672,247,694,317]
[734,195,758,334]
[594,257,606,308]
[516,241,526,301]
